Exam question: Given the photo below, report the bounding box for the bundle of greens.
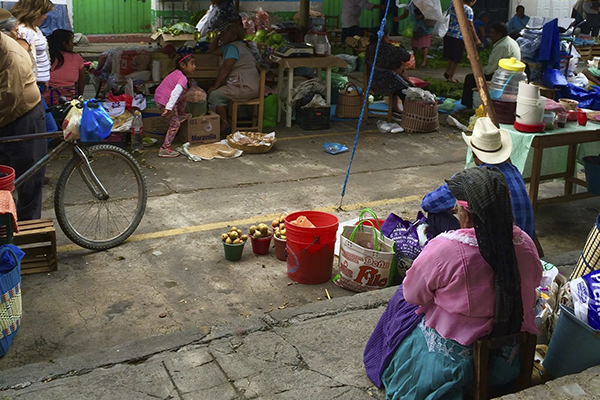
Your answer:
[156,22,196,36]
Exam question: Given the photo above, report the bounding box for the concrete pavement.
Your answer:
[1,251,596,400]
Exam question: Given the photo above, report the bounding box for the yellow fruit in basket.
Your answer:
[272,219,279,227]
[280,235,286,240]
[275,231,281,238]
[279,216,285,224]
[229,231,239,240]
[249,225,257,235]
[230,226,238,232]
[241,234,248,241]
[267,229,272,237]
[233,238,242,244]
[259,225,269,235]
[221,233,229,241]
[225,237,233,244]
[280,228,286,236]
[236,229,243,236]
[254,231,263,238]
[279,223,285,230]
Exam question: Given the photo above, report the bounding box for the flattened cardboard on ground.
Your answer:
[178,112,220,145]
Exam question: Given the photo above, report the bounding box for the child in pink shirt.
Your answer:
[47,29,85,104]
[154,54,196,158]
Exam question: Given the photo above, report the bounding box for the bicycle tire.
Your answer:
[54,144,147,250]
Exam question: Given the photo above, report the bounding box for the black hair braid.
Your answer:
[447,167,524,337]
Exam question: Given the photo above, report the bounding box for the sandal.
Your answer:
[443,72,450,80]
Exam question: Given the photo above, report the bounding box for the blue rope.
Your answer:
[339,2,392,208]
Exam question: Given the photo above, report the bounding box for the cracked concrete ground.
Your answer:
[1,112,598,373]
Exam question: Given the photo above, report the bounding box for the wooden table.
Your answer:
[501,123,600,211]
[271,55,347,127]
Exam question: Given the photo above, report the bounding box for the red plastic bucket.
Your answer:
[0,165,15,193]
[251,235,272,255]
[284,211,339,284]
[274,236,287,261]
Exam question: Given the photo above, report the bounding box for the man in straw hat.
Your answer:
[0,12,46,221]
[421,117,535,239]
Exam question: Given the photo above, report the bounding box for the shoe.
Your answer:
[158,147,180,158]
[389,123,404,134]
[377,120,392,133]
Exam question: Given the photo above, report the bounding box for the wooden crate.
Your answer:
[576,45,600,61]
[13,219,57,275]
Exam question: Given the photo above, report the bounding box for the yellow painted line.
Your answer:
[276,129,379,141]
[57,194,424,253]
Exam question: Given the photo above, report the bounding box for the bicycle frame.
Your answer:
[0,133,109,200]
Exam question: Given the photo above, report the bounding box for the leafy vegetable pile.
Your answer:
[156,22,197,36]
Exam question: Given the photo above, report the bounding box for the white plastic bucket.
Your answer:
[517,81,540,100]
[516,95,546,125]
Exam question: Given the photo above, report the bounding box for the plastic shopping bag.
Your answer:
[80,99,114,142]
[432,11,450,38]
[381,211,433,280]
[570,269,600,331]
[61,101,83,141]
[334,210,396,292]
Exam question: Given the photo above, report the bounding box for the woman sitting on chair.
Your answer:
[46,29,85,104]
[364,29,412,113]
[208,22,260,135]
[364,167,542,400]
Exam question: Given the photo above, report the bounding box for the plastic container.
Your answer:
[284,211,339,284]
[296,107,330,130]
[579,111,588,126]
[556,112,568,128]
[517,81,541,100]
[273,236,287,261]
[305,32,330,56]
[0,165,15,193]
[251,235,272,255]
[492,100,517,124]
[515,95,546,126]
[223,242,245,261]
[583,156,600,196]
[543,305,600,378]
[543,111,556,130]
[489,58,527,102]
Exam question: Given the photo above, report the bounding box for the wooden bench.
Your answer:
[13,219,57,275]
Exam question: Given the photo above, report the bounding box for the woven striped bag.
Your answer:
[571,214,600,280]
[0,245,24,357]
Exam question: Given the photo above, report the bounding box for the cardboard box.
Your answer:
[178,112,220,144]
[142,107,169,139]
[151,32,196,46]
[344,35,370,52]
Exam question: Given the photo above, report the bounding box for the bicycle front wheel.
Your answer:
[54,144,148,250]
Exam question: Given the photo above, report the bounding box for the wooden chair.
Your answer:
[230,66,266,133]
[325,16,342,44]
[362,65,395,123]
[472,332,537,400]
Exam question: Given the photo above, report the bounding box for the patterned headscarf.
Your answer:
[447,167,524,337]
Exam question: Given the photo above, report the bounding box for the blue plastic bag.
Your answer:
[559,84,600,110]
[80,99,113,142]
[542,69,569,89]
[0,244,24,357]
[323,142,348,154]
[570,269,600,331]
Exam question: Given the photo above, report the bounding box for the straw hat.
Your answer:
[462,117,512,164]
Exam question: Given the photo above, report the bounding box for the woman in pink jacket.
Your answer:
[364,167,542,399]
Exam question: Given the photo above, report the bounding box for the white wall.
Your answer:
[509,0,573,20]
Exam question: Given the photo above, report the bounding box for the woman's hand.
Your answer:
[161,109,174,119]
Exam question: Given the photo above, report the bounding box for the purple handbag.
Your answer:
[381,211,432,270]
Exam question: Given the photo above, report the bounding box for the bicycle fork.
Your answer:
[73,146,110,201]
